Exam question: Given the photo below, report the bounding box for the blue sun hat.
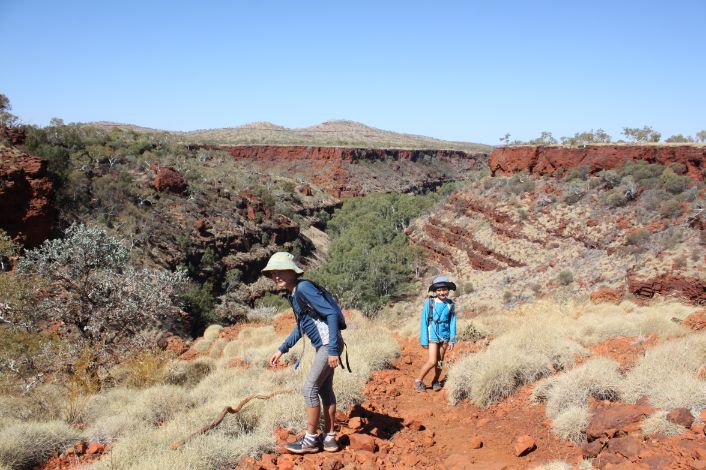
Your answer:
[428,275,457,292]
[261,252,304,274]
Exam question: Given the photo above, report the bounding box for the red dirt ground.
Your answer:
[241,337,584,470]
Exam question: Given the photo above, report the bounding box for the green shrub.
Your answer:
[459,322,486,342]
[312,192,439,315]
[558,271,573,286]
[566,166,590,182]
[659,200,682,219]
[626,230,650,246]
[255,293,290,312]
[660,168,690,194]
[605,190,628,208]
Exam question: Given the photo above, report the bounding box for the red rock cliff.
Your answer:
[0,145,55,247]
[489,145,705,180]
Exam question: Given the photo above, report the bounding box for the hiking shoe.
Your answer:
[414,380,425,392]
[322,434,340,452]
[285,434,322,454]
[432,381,442,391]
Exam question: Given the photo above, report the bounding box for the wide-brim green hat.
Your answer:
[262,252,303,274]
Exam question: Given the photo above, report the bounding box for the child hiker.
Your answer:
[415,275,457,392]
[265,252,344,454]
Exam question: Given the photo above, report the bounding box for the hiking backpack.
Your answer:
[294,279,347,330]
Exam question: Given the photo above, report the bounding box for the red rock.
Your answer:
[692,422,705,434]
[401,453,421,467]
[667,408,695,428]
[405,418,425,431]
[593,452,628,469]
[348,417,363,430]
[277,461,295,470]
[683,310,706,331]
[151,164,188,194]
[489,145,705,181]
[607,436,643,460]
[590,287,624,304]
[0,147,55,248]
[700,410,706,422]
[587,403,654,440]
[320,457,344,470]
[477,418,490,427]
[513,435,536,457]
[628,273,706,305]
[640,455,674,470]
[72,441,87,454]
[347,433,377,452]
[469,435,483,449]
[582,439,607,458]
[355,450,377,464]
[85,442,105,455]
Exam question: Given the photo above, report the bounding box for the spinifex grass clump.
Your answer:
[446,312,586,407]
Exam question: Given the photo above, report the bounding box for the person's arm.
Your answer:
[278,324,302,355]
[449,302,457,345]
[420,299,429,347]
[299,281,341,357]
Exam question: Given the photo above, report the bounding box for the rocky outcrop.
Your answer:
[0,145,55,247]
[150,163,188,194]
[489,145,705,180]
[628,272,706,304]
[0,126,26,145]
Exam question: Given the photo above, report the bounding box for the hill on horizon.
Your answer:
[82,119,491,152]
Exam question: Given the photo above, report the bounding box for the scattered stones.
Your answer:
[683,309,706,331]
[513,435,536,457]
[667,408,695,428]
[85,442,105,455]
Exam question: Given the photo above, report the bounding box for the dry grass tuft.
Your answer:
[446,312,586,406]
[531,461,573,470]
[164,357,215,387]
[641,411,687,436]
[0,421,82,469]
[202,325,223,341]
[621,332,706,413]
[551,406,591,442]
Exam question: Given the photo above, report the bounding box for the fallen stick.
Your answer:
[170,390,291,449]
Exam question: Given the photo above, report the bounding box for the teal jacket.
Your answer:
[420,298,456,346]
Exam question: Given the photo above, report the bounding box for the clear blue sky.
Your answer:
[1,0,704,145]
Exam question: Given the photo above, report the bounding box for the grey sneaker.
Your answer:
[285,434,321,454]
[322,434,340,452]
[432,381,442,391]
[414,380,425,392]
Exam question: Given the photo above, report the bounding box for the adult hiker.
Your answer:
[265,252,344,454]
[414,275,457,392]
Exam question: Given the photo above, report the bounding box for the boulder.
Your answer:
[587,403,654,441]
[152,164,187,194]
[469,435,483,449]
[347,433,377,452]
[667,408,695,428]
[513,435,536,457]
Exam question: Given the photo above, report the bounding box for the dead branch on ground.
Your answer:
[170,390,291,449]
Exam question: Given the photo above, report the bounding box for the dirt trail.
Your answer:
[242,336,582,469]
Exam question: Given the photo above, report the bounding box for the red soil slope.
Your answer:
[489,145,705,181]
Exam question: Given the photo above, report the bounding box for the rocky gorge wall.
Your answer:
[0,145,55,248]
[195,145,488,198]
[489,145,705,181]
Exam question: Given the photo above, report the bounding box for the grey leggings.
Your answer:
[303,346,336,408]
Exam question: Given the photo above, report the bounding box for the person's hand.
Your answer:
[269,351,282,367]
[448,343,455,351]
[328,355,339,368]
